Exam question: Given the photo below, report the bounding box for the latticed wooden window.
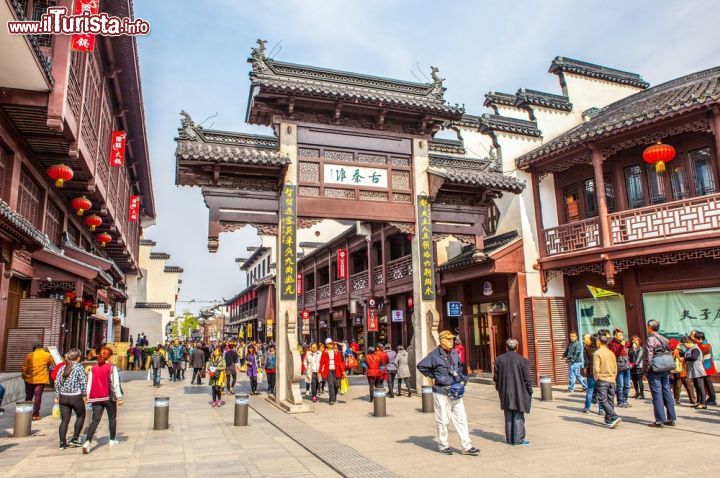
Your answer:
[44,200,62,245]
[18,170,42,227]
[67,223,80,246]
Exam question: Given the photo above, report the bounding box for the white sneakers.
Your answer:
[109,439,120,447]
[82,441,91,454]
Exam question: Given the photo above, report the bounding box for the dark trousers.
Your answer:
[631,370,644,396]
[326,373,339,403]
[172,362,181,380]
[693,377,707,404]
[311,372,319,397]
[192,367,203,385]
[211,385,222,401]
[226,371,237,392]
[85,401,117,442]
[504,409,526,445]
[367,376,383,401]
[266,372,276,394]
[397,377,410,396]
[647,371,676,423]
[387,372,397,397]
[24,383,45,416]
[703,376,717,403]
[596,380,618,424]
[58,394,85,444]
[151,367,161,387]
[249,376,258,393]
[671,373,696,403]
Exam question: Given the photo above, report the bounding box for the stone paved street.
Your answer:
[1,371,719,478]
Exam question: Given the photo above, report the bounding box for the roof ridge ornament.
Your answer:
[430,66,446,99]
[178,110,197,140]
[249,39,269,73]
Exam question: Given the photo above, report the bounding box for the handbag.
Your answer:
[339,377,349,395]
[444,381,466,400]
[347,356,358,369]
[651,348,676,373]
[108,365,118,401]
[239,362,248,373]
[52,403,61,419]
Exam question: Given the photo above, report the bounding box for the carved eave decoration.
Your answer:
[245,39,463,135]
[175,111,290,191]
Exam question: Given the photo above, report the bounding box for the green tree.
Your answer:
[181,313,199,338]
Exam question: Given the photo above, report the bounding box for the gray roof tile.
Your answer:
[549,56,649,89]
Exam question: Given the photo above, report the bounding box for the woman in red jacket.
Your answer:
[83,347,123,454]
[318,338,345,405]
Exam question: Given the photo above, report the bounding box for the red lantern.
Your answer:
[643,141,676,173]
[64,291,76,304]
[71,196,92,216]
[407,296,414,309]
[95,232,112,247]
[84,214,102,231]
[47,164,74,188]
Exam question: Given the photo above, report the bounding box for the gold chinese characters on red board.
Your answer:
[110,130,127,167]
[417,195,436,301]
[337,249,348,279]
[70,0,99,52]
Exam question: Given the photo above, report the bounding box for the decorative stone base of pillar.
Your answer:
[266,397,312,414]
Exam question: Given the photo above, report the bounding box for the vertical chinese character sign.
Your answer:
[367,306,379,332]
[337,249,348,279]
[280,185,297,301]
[417,195,435,301]
[296,273,303,295]
[71,0,99,52]
[128,195,140,222]
[110,131,127,167]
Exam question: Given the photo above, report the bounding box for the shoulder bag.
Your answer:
[651,340,676,373]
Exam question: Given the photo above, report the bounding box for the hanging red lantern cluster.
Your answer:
[47,164,74,188]
[84,214,102,231]
[96,232,112,247]
[71,196,92,216]
[64,291,76,304]
[643,141,676,173]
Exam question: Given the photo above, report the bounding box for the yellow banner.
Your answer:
[587,285,620,299]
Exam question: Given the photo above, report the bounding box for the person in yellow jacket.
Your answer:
[21,344,55,420]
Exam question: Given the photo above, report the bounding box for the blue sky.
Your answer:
[133,0,720,313]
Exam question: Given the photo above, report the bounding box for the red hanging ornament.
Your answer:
[643,141,676,173]
[95,232,112,247]
[71,196,92,216]
[84,214,102,231]
[47,164,74,188]
[64,291,76,304]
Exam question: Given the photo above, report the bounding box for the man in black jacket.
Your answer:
[493,338,532,446]
[417,330,479,456]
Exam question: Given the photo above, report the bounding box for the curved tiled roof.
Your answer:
[0,200,47,249]
[149,252,170,260]
[247,41,463,117]
[164,266,184,273]
[429,139,465,155]
[549,56,649,89]
[139,239,156,246]
[135,302,172,309]
[453,114,542,138]
[516,89,572,112]
[428,156,525,194]
[517,66,720,170]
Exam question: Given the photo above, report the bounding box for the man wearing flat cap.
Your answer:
[417,330,479,456]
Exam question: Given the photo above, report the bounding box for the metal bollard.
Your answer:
[540,375,553,401]
[234,394,249,427]
[373,388,387,417]
[83,401,93,435]
[153,396,170,430]
[421,385,434,413]
[13,401,33,438]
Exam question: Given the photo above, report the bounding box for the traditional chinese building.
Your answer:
[517,65,720,371]
[0,1,155,371]
[124,240,182,346]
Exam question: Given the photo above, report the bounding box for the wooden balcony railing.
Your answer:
[543,193,720,256]
[387,255,413,282]
[317,284,331,301]
[543,217,600,255]
[332,279,348,296]
[304,289,316,304]
[373,265,384,286]
[351,270,369,292]
[609,192,720,245]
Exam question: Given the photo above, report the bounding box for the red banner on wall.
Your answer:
[110,130,127,167]
[296,273,303,295]
[367,306,378,332]
[337,249,348,279]
[70,0,99,52]
[128,195,140,222]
